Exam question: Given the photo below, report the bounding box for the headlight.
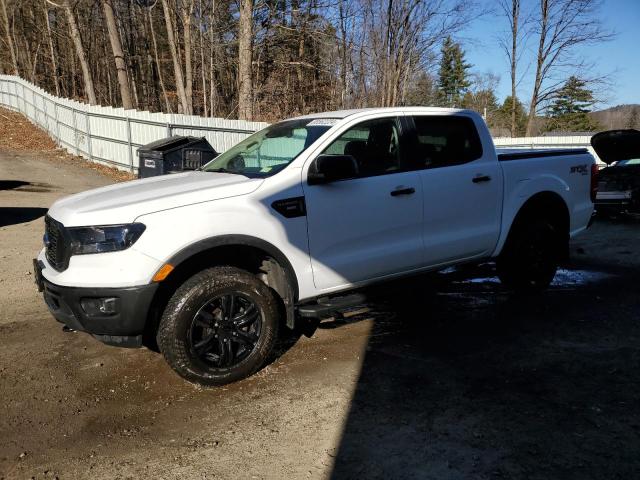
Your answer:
[68,223,146,255]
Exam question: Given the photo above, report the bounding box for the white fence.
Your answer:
[0,75,602,171]
[494,135,602,164]
[0,75,267,172]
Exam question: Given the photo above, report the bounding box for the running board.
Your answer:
[297,293,367,319]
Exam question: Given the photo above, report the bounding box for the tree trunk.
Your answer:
[510,0,519,137]
[102,0,133,109]
[526,0,548,137]
[182,0,194,114]
[63,0,97,104]
[237,0,253,120]
[161,0,189,113]
[147,8,171,113]
[43,2,60,96]
[209,1,218,116]
[198,0,207,116]
[338,0,348,108]
[0,0,19,75]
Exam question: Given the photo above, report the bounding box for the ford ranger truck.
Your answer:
[34,107,597,386]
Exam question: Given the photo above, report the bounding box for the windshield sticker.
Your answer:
[308,118,339,126]
[260,166,273,173]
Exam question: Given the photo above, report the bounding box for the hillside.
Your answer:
[590,104,640,130]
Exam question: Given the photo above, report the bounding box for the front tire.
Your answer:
[497,218,562,292]
[157,266,280,386]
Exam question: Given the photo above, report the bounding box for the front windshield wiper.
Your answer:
[204,167,247,177]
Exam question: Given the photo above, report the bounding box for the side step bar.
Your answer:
[297,293,367,319]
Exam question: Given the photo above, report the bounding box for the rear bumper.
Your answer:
[42,277,158,348]
[595,194,638,215]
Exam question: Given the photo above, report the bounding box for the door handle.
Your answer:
[390,187,416,196]
[472,175,491,183]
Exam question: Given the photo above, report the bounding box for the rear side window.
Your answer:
[409,116,483,169]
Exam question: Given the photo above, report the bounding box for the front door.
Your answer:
[303,116,424,291]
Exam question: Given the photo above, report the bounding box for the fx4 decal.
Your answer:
[570,164,588,175]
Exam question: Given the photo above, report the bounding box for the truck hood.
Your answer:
[591,129,640,165]
[48,171,263,226]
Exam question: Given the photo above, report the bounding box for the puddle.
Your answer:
[456,276,501,285]
[551,269,613,287]
[441,266,612,289]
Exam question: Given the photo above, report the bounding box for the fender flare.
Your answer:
[166,234,299,327]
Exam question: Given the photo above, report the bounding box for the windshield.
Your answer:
[202,118,337,177]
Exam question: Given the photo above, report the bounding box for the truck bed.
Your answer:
[496,148,594,243]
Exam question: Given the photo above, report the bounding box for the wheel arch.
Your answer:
[144,235,299,347]
[496,191,570,258]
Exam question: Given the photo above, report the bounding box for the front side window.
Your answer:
[203,119,335,177]
[321,117,401,177]
[409,116,483,169]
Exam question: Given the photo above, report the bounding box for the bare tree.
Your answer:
[525,0,613,136]
[161,0,190,113]
[102,0,133,108]
[182,0,194,114]
[198,0,207,116]
[146,7,172,112]
[60,0,97,104]
[497,0,524,137]
[337,0,352,108]
[356,0,474,108]
[237,0,253,120]
[0,0,19,74]
[42,1,60,95]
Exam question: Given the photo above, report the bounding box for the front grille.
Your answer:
[45,216,70,271]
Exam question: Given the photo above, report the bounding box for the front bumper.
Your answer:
[40,272,158,348]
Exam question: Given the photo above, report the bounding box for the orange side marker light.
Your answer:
[152,264,174,282]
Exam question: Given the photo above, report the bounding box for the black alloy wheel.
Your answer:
[189,293,262,368]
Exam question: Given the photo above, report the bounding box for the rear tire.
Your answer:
[157,266,280,386]
[497,218,562,292]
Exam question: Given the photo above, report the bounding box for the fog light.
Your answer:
[80,297,119,316]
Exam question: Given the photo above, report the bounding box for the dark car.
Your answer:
[591,129,640,217]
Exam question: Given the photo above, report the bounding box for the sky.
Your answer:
[461,0,640,109]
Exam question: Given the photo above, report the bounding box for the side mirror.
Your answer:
[307,154,359,185]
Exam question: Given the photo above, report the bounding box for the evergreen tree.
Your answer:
[544,76,600,132]
[437,36,471,107]
[494,96,528,136]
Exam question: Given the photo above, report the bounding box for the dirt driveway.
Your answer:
[1,148,640,479]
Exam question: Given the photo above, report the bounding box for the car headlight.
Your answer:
[68,223,146,255]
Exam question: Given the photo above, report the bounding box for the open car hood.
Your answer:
[591,129,640,165]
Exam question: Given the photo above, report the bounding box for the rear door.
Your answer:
[303,116,424,291]
[406,114,503,265]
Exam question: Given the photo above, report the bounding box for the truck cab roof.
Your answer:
[293,106,473,120]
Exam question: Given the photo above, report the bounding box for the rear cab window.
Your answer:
[407,116,483,170]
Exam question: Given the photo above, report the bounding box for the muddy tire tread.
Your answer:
[157,266,279,386]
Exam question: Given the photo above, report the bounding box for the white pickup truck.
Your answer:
[35,107,597,385]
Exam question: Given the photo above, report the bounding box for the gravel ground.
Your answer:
[1,143,640,479]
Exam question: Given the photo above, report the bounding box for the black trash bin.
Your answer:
[137,136,217,178]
